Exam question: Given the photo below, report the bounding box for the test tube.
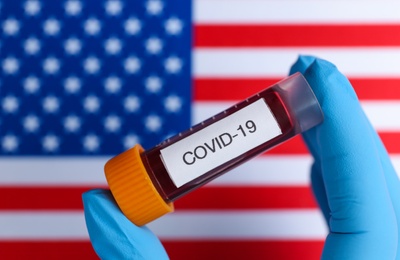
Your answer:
[105,72,323,226]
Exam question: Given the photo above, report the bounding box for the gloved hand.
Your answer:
[82,189,169,260]
[290,56,400,259]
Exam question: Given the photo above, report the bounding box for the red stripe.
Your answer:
[0,242,98,259]
[175,186,317,210]
[195,24,400,47]
[194,78,400,101]
[163,240,324,260]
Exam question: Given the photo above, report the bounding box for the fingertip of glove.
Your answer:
[289,55,317,75]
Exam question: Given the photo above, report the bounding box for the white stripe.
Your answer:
[194,48,400,78]
[195,0,400,24]
[0,210,327,240]
[2,155,400,187]
[0,211,88,240]
[193,101,400,131]
[0,157,108,186]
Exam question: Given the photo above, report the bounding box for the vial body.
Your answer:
[140,72,323,202]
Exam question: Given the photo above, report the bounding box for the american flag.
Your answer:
[1,0,400,259]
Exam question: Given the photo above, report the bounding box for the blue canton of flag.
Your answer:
[0,0,192,155]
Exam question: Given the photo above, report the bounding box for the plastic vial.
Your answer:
[105,72,323,226]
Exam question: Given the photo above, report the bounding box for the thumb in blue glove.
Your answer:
[82,189,169,260]
[290,56,400,259]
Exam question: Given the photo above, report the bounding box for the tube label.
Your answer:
[160,99,282,188]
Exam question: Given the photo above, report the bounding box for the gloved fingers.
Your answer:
[82,189,169,260]
[298,58,397,259]
[310,161,330,223]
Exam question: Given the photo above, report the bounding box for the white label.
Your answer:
[160,99,282,188]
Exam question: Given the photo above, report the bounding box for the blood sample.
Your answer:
[105,72,323,226]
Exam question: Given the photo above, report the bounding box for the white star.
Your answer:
[145,115,162,132]
[83,56,101,74]
[145,37,163,54]
[3,18,20,36]
[146,0,163,15]
[83,134,100,152]
[43,18,61,36]
[2,135,19,152]
[64,76,81,93]
[43,57,60,74]
[123,134,139,149]
[84,18,101,36]
[24,0,41,16]
[145,75,162,93]
[24,37,41,55]
[165,17,183,35]
[64,115,81,133]
[64,37,82,55]
[164,95,182,112]
[43,96,60,113]
[104,37,122,55]
[2,96,19,113]
[124,95,140,112]
[83,95,100,113]
[23,76,40,93]
[104,76,122,93]
[2,57,20,75]
[124,56,141,74]
[104,115,121,132]
[42,134,59,152]
[164,56,182,74]
[105,0,122,16]
[23,115,40,132]
[124,17,141,35]
[65,0,82,16]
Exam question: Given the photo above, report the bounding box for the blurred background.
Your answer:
[1,0,400,259]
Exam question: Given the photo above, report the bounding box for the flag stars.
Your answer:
[83,95,100,113]
[2,57,20,75]
[23,115,40,133]
[104,115,121,132]
[64,76,81,93]
[145,115,162,132]
[64,115,81,133]
[23,76,41,94]
[43,57,60,75]
[2,135,19,152]
[145,37,163,55]
[24,0,41,16]
[146,0,163,15]
[124,56,141,74]
[42,96,60,113]
[83,56,101,74]
[42,134,60,152]
[2,96,19,113]
[3,18,20,36]
[84,18,101,36]
[83,134,100,152]
[104,37,122,55]
[104,76,122,93]
[105,0,123,16]
[64,37,82,55]
[65,0,82,16]
[165,17,183,35]
[164,56,182,74]
[124,17,141,35]
[43,18,61,36]
[164,95,182,113]
[124,95,140,112]
[123,134,139,149]
[24,37,41,55]
[145,75,162,93]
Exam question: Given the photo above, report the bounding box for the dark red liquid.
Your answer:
[141,87,295,202]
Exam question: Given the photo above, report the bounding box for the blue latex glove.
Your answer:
[83,56,400,259]
[290,56,400,259]
[82,189,169,260]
